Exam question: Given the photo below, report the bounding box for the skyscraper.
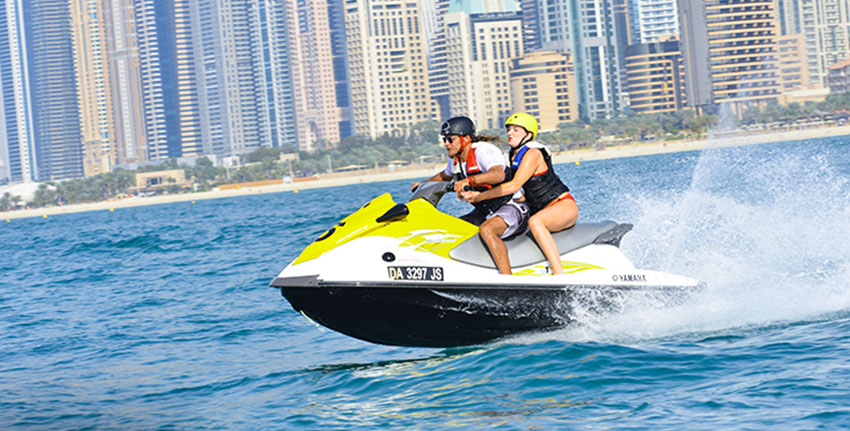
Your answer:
[679,0,781,112]
[798,0,850,86]
[25,0,84,180]
[250,0,297,151]
[103,0,147,165]
[0,0,37,183]
[0,112,6,183]
[519,0,541,51]
[136,0,203,160]
[777,34,811,91]
[509,50,578,130]
[425,0,451,119]
[283,0,351,152]
[327,0,353,142]
[192,0,268,156]
[629,0,680,44]
[538,0,628,120]
[173,0,202,156]
[344,0,434,138]
[135,0,181,160]
[775,0,801,35]
[771,0,849,88]
[444,0,524,130]
[71,0,117,177]
[624,39,687,114]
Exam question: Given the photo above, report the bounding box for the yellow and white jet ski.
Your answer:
[271,181,703,347]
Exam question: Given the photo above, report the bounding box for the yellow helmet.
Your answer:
[504,112,538,139]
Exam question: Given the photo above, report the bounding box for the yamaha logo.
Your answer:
[613,274,647,282]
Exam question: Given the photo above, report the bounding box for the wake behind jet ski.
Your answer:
[271,181,703,347]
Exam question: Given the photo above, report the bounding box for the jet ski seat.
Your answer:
[448,220,633,269]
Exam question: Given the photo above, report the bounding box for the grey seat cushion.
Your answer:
[449,220,629,269]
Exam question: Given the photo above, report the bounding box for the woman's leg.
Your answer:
[479,216,511,274]
[527,199,578,274]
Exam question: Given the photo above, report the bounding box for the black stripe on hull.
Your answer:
[274,276,700,347]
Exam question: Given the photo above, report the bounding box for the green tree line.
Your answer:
[740,92,850,126]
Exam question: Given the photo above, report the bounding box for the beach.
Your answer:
[4,124,849,221]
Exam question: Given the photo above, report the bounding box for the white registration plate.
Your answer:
[387,266,443,281]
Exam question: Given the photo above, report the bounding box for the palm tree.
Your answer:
[0,192,11,211]
[31,184,57,208]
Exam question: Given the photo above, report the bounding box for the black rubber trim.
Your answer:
[271,275,702,292]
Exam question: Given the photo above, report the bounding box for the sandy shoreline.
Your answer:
[4,125,850,221]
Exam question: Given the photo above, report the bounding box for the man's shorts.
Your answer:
[487,201,530,239]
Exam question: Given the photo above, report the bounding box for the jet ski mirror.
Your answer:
[409,181,452,207]
[376,203,410,223]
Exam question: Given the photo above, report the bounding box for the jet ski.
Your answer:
[271,181,703,347]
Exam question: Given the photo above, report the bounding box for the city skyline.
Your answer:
[1,0,848,184]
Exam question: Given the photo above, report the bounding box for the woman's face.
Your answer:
[506,124,528,148]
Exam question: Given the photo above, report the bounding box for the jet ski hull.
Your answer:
[274,275,698,347]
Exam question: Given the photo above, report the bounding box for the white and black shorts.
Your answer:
[486,201,530,239]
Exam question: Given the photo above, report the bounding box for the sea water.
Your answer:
[2,136,850,429]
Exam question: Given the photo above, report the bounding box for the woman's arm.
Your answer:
[461,149,544,203]
[453,165,505,192]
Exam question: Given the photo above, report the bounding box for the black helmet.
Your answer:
[441,116,475,137]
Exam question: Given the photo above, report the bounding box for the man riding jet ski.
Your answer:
[270,180,704,348]
[411,116,530,244]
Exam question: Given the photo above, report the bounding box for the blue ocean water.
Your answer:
[3,136,850,429]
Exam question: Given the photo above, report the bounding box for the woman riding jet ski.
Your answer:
[270,180,704,348]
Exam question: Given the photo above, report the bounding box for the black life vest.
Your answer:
[510,142,569,213]
[453,143,512,214]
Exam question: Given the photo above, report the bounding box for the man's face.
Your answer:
[443,134,462,158]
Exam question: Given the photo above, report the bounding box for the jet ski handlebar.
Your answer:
[409,181,454,206]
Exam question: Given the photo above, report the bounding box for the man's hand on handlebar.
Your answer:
[453,178,469,193]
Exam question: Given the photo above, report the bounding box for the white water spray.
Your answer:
[555,112,850,343]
